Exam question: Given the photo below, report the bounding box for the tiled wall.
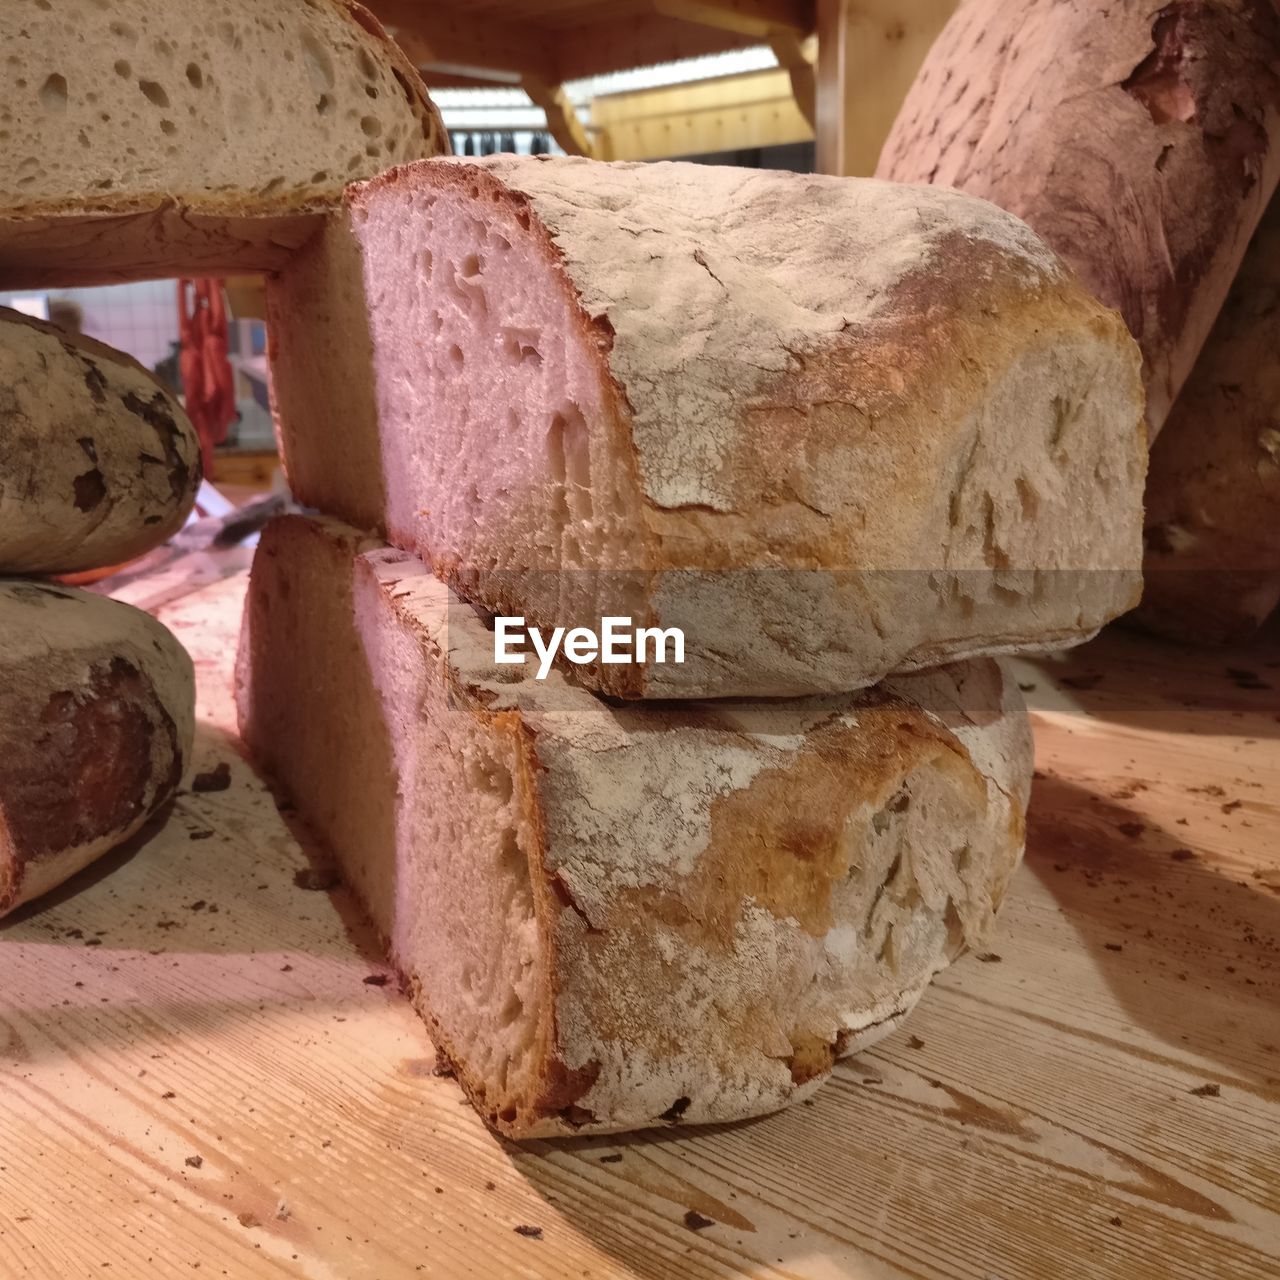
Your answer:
[1,279,180,374]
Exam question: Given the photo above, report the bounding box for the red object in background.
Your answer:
[178,279,236,481]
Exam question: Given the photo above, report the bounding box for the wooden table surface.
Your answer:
[2,568,1277,1280]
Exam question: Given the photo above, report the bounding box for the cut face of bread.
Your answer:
[0,0,446,285]
[270,155,1147,697]
[0,306,200,574]
[0,581,194,916]
[236,514,1034,1138]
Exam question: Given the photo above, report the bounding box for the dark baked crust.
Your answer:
[879,0,1280,435]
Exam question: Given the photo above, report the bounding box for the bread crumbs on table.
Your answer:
[191,761,232,792]
[184,1155,202,1169]
[1189,1083,1220,1097]
[975,952,1001,963]
[684,1211,715,1231]
[513,1225,543,1239]
[293,866,340,891]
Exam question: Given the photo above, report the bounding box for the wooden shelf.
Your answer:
[3,564,1277,1278]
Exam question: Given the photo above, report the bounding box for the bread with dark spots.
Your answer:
[236,513,1033,1138]
[0,306,200,574]
[0,581,194,916]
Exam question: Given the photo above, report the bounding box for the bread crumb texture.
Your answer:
[0,0,442,211]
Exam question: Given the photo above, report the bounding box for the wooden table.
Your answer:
[3,569,1277,1279]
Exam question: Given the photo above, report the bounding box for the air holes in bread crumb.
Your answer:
[39,73,68,112]
[503,331,542,367]
[161,119,176,135]
[548,404,590,492]
[139,80,169,108]
[498,992,524,1029]
[466,754,513,803]
[186,63,203,89]
[360,114,382,137]
[317,93,334,117]
[109,21,138,41]
[302,31,335,92]
[114,60,131,79]
[497,827,522,877]
[448,344,464,369]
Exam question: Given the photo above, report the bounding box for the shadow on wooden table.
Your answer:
[1022,621,1280,741]
[1027,773,1280,1084]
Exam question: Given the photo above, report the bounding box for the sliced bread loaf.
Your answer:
[0,306,200,574]
[268,155,1147,699]
[877,0,1280,437]
[1137,197,1280,643]
[0,0,446,285]
[1,581,194,916]
[236,513,1033,1138]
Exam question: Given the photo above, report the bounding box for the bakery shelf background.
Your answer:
[369,0,961,173]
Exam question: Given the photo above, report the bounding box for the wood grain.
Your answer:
[2,570,1277,1279]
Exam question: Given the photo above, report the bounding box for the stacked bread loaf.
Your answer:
[879,0,1280,641]
[237,153,1149,1136]
[0,0,446,915]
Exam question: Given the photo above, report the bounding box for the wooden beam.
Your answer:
[369,0,558,83]
[815,0,958,176]
[522,76,596,159]
[591,67,812,162]
[769,31,816,126]
[651,0,814,38]
[554,14,758,81]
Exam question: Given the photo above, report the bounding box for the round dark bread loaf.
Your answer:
[0,306,200,574]
[0,581,194,917]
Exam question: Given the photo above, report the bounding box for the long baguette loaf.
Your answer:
[0,581,194,916]
[1137,197,1280,642]
[236,514,1033,1139]
[268,155,1146,698]
[877,0,1280,437]
[0,307,200,574]
[0,0,446,286]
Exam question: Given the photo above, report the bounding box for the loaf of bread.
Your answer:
[268,155,1147,699]
[1137,197,1280,642]
[0,0,446,286]
[0,307,200,574]
[877,0,1280,437]
[1,581,194,916]
[237,514,1032,1138]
